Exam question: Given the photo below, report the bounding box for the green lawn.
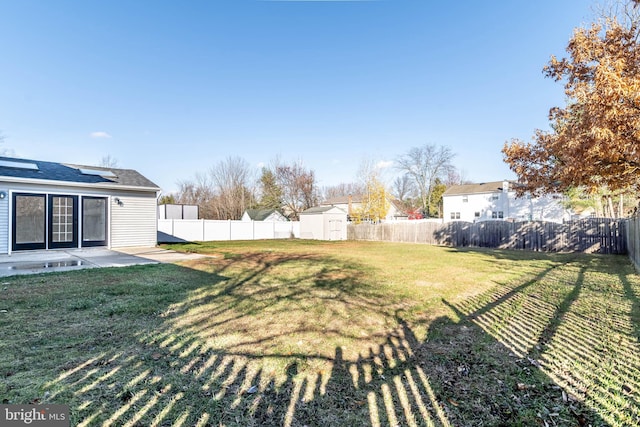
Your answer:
[1,240,639,426]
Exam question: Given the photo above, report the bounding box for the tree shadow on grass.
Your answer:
[4,249,637,425]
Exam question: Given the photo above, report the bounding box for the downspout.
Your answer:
[155,190,161,247]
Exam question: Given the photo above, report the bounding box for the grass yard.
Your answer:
[1,240,639,426]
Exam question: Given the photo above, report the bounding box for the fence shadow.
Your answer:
[14,250,635,425]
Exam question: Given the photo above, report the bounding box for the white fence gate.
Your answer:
[158,219,300,242]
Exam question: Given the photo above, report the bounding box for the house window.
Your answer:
[498,211,504,219]
[450,212,460,220]
[462,196,468,203]
[491,194,499,201]
[474,212,480,218]
[492,212,497,219]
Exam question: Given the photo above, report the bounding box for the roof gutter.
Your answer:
[0,176,160,193]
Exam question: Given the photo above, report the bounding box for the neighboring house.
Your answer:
[0,156,160,254]
[320,194,407,221]
[299,206,347,240]
[442,180,569,223]
[242,209,288,222]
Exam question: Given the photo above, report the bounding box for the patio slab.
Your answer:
[0,247,209,277]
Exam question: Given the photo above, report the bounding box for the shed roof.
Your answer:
[300,206,347,215]
[0,156,159,191]
[443,181,517,196]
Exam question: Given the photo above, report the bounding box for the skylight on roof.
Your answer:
[79,168,117,179]
[0,160,39,170]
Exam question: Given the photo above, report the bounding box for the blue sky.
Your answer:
[0,0,595,194]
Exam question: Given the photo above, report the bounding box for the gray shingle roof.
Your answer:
[0,156,159,190]
[300,206,347,215]
[321,194,364,205]
[244,209,287,221]
[443,181,516,196]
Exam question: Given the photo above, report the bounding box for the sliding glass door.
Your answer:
[13,193,46,251]
[12,193,108,251]
[82,197,107,247]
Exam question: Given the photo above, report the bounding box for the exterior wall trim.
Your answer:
[0,176,159,193]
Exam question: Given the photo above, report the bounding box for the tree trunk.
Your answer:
[607,195,616,218]
[619,194,624,218]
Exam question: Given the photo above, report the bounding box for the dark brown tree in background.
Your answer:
[275,160,318,220]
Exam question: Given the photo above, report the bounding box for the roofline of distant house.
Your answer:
[443,188,508,196]
[0,175,161,192]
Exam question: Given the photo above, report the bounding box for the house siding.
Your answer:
[0,189,8,254]
[0,181,157,252]
[443,190,568,223]
[321,201,402,221]
[110,194,158,248]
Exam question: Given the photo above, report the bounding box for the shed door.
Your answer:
[328,219,343,241]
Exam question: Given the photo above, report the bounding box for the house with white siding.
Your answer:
[320,194,407,221]
[0,156,160,254]
[442,180,570,223]
[241,209,288,222]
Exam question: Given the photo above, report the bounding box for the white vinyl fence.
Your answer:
[158,219,300,242]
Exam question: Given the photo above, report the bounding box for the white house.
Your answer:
[241,208,288,222]
[442,181,570,223]
[0,156,160,254]
[320,194,407,221]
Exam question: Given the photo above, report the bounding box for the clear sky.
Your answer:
[0,0,596,195]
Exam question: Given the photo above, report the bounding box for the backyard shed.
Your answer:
[0,156,160,254]
[299,206,347,240]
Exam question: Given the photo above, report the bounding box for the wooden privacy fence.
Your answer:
[348,218,628,254]
[626,215,640,269]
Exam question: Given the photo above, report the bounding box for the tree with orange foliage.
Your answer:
[503,0,640,197]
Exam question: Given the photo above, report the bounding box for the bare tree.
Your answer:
[396,144,456,217]
[209,156,256,220]
[0,132,11,156]
[322,182,365,200]
[275,160,318,220]
[175,172,216,219]
[174,157,256,220]
[99,155,119,168]
[391,174,415,205]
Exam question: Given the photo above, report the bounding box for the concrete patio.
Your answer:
[0,247,209,277]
